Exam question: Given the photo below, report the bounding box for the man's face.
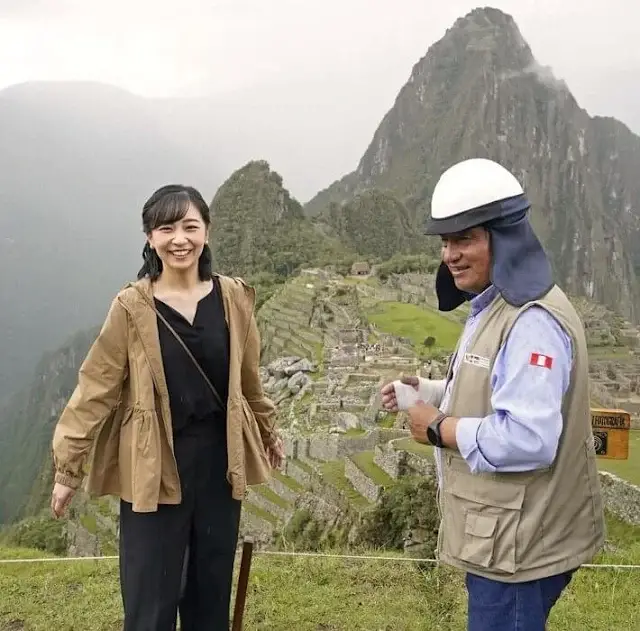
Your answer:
[441,226,491,294]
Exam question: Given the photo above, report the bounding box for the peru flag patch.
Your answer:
[530,352,553,369]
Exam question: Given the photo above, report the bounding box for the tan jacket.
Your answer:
[437,285,605,582]
[52,274,277,512]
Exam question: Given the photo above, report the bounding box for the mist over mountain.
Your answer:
[0,77,384,401]
[0,81,226,399]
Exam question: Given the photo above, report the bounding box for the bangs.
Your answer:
[146,191,192,231]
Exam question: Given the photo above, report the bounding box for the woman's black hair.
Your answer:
[137,184,213,281]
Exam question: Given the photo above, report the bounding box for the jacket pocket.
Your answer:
[442,471,525,574]
[120,408,161,508]
[117,407,135,484]
[240,398,270,485]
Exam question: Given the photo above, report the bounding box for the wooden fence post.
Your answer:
[231,537,254,631]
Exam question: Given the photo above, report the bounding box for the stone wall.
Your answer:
[285,459,314,487]
[598,471,640,526]
[247,488,292,522]
[344,458,383,502]
[240,510,274,547]
[306,469,357,513]
[294,492,363,547]
[373,442,405,479]
[267,476,300,504]
[286,428,409,462]
[283,434,300,459]
[66,521,100,557]
[296,491,344,524]
[373,440,435,480]
[376,440,640,528]
[308,434,340,460]
[405,451,435,478]
[589,359,640,427]
[284,457,355,514]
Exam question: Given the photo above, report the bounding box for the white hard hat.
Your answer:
[425,158,525,235]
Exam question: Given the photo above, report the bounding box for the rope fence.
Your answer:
[1,549,640,570]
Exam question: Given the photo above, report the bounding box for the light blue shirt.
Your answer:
[437,284,573,478]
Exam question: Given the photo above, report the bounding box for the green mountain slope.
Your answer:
[318,189,431,260]
[209,160,352,278]
[0,327,98,524]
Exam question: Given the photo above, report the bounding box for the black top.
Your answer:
[155,277,230,434]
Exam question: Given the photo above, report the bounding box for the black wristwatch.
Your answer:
[427,412,448,448]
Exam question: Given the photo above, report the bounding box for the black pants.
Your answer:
[119,420,242,631]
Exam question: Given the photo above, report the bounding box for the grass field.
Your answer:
[365,302,462,351]
[1,512,640,630]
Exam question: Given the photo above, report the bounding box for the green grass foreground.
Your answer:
[2,515,640,630]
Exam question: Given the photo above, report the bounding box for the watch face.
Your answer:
[427,425,438,446]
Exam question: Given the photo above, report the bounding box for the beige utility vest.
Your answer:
[437,285,605,582]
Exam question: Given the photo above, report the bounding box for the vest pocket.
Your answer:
[443,472,525,574]
[461,512,498,568]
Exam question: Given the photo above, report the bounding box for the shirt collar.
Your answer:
[469,284,499,317]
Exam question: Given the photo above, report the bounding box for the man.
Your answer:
[381,158,605,631]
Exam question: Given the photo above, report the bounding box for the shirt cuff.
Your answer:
[455,416,498,473]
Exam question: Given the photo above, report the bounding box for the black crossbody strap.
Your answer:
[133,286,226,410]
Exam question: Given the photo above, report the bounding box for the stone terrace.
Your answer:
[258,274,428,434]
[258,277,324,364]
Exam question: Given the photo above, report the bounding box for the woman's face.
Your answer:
[147,204,208,275]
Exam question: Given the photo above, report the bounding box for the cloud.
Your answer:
[500,62,569,93]
[0,0,78,19]
[0,0,638,136]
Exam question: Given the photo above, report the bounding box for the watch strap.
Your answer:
[432,411,447,426]
[428,411,448,447]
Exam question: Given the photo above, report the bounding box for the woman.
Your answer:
[50,184,284,630]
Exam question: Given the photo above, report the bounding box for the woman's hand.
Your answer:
[51,482,76,518]
[267,435,285,470]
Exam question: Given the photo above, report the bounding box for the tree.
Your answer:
[423,336,436,349]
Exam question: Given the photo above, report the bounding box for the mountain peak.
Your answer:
[457,6,518,29]
[210,160,348,277]
[304,7,640,322]
[423,5,533,76]
[449,6,524,43]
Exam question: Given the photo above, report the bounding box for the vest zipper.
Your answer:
[435,466,443,562]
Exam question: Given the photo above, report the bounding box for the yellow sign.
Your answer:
[591,408,631,460]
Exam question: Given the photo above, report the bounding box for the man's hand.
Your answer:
[51,483,76,519]
[407,401,440,443]
[407,402,459,448]
[380,376,420,412]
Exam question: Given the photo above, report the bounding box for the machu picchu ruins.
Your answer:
[37,265,640,560]
[231,267,640,548]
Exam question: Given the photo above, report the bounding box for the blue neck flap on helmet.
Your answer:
[434,194,554,311]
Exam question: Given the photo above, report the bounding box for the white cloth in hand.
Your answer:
[393,378,446,411]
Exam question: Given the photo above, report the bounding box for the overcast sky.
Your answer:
[1,0,638,199]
